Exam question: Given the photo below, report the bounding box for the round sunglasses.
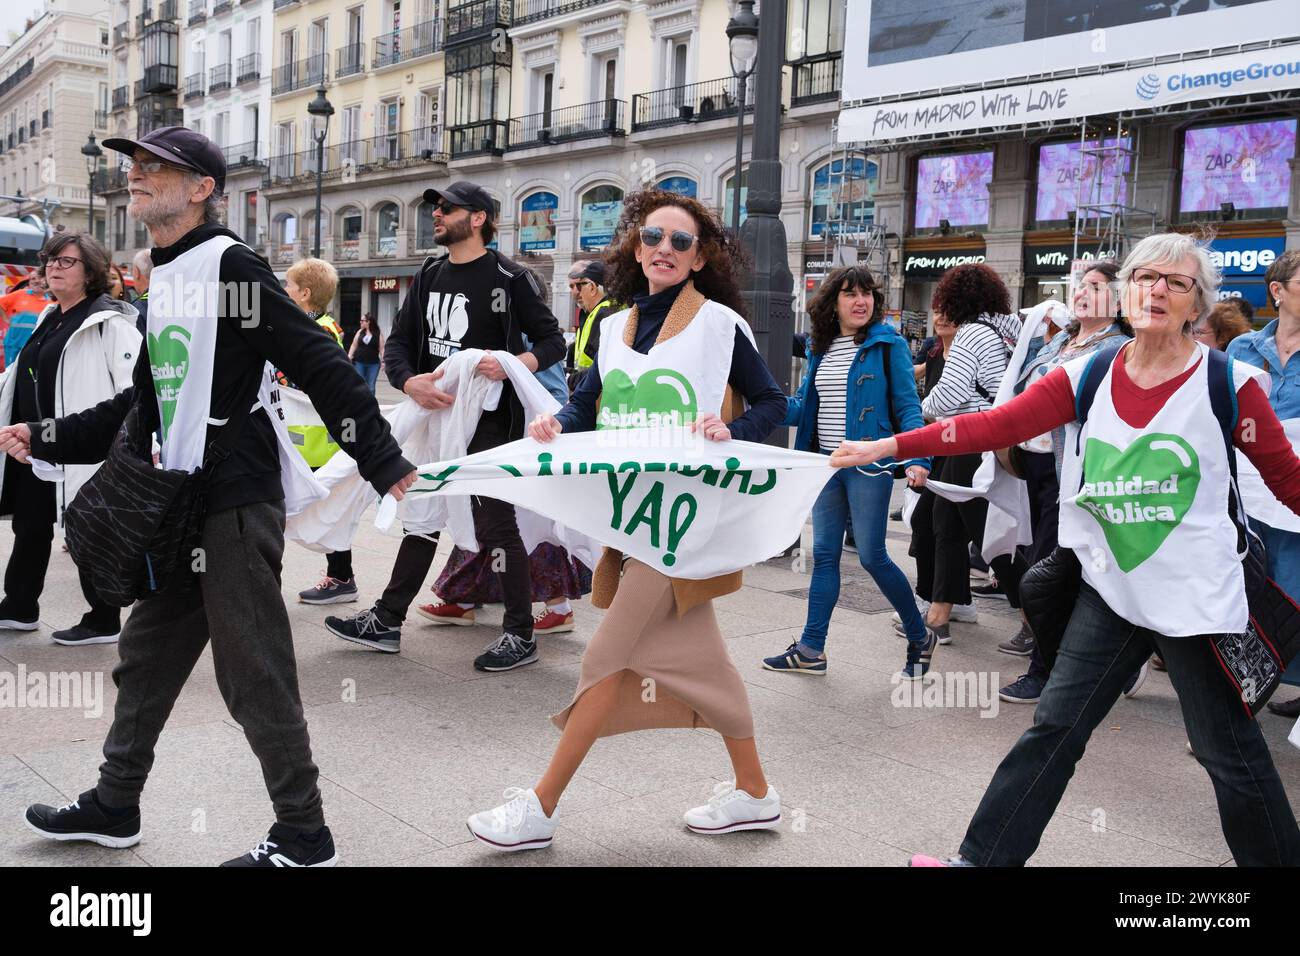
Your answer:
[639,226,699,253]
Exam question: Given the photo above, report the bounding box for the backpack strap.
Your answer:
[1205,348,1252,555]
[1073,339,1126,426]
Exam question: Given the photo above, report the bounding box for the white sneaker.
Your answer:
[891,599,930,625]
[950,603,978,623]
[467,787,558,852]
[683,782,782,835]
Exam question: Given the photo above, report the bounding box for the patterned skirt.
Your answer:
[432,542,593,604]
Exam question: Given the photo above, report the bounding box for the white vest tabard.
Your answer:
[594,299,749,430]
[146,233,325,511]
[1058,342,1265,636]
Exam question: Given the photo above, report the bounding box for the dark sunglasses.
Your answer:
[434,200,463,215]
[639,226,698,253]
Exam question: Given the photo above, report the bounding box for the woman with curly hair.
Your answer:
[1193,300,1253,351]
[760,265,935,679]
[466,188,788,852]
[915,263,1025,643]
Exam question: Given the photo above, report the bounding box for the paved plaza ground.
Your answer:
[1,455,1298,867]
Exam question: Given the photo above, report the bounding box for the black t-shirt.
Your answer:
[12,295,102,424]
[426,252,519,448]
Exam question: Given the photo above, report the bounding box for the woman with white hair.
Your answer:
[833,231,1300,866]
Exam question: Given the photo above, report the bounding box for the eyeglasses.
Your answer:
[123,157,190,175]
[639,226,698,253]
[40,255,83,270]
[568,280,592,290]
[433,201,463,215]
[1131,269,1196,295]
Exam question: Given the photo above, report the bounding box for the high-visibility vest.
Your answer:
[288,312,345,467]
[316,312,343,346]
[575,299,611,369]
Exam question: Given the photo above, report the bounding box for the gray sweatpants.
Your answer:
[96,500,324,830]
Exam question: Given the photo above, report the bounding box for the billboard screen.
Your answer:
[844,0,1283,103]
[1035,138,1130,222]
[1179,119,1297,214]
[914,152,993,229]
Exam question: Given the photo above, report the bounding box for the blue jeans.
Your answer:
[801,467,926,651]
[960,581,1300,866]
[355,361,380,394]
[1252,517,1300,686]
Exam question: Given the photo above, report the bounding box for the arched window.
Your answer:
[337,206,362,260]
[415,200,437,251]
[375,202,399,255]
[519,191,558,252]
[722,168,747,229]
[810,157,877,239]
[275,212,297,245]
[656,176,697,198]
[578,184,623,251]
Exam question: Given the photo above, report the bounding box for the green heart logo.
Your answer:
[1076,434,1200,572]
[597,367,697,429]
[147,324,191,439]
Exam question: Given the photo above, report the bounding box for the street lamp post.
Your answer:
[726,0,758,236]
[307,86,334,259]
[81,133,103,238]
[736,0,795,437]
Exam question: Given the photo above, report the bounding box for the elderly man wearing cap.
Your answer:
[567,259,615,386]
[325,179,566,673]
[9,127,417,866]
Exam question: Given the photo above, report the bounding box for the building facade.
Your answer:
[0,0,110,240]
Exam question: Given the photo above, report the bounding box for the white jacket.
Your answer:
[0,296,141,527]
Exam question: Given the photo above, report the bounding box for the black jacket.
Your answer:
[29,223,413,511]
[384,248,566,411]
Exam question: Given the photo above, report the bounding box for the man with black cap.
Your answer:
[325,180,566,672]
[8,127,417,866]
[567,259,614,386]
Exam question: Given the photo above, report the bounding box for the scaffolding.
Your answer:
[819,123,887,277]
[1071,120,1158,264]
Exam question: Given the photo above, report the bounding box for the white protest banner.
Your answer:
[1237,419,1300,534]
[406,428,837,579]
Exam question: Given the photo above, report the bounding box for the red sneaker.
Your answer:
[532,609,574,634]
[416,603,476,626]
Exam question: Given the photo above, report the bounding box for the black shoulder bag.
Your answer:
[64,366,264,607]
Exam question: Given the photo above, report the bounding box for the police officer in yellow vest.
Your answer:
[283,258,344,466]
[567,260,615,380]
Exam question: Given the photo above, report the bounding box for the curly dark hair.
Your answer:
[40,231,111,300]
[807,266,886,355]
[931,262,1010,326]
[601,189,749,316]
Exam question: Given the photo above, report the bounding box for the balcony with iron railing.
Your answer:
[212,0,232,15]
[237,52,261,84]
[372,18,443,69]
[137,96,184,135]
[112,85,129,110]
[445,0,510,44]
[94,109,109,128]
[113,21,131,45]
[143,63,179,93]
[135,6,152,33]
[209,63,231,93]
[507,98,625,150]
[272,0,298,8]
[272,54,328,95]
[269,127,446,187]
[184,72,205,101]
[93,168,130,193]
[160,0,178,18]
[0,59,33,100]
[790,51,842,107]
[512,0,609,26]
[336,42,365,78]
[630,75,752,132]
[223,141,264,169]
[187,0,206,25]
[447,119,507,158]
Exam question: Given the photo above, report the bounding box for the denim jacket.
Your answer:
[786,320,930,470]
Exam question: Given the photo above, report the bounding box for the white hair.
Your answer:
[131,248,152,279]
[1118,232,1220,327]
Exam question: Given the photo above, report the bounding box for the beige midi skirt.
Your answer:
[551,559,755,740]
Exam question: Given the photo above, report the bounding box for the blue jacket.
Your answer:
[786,320,930,470]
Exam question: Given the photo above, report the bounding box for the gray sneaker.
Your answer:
[298,574,359,605]
[894,620,951,644]
[997,625,1035,657]
[474,632,539,672]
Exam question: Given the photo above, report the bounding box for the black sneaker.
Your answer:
[971,581,1008,601]
[999,673,1045,704]
[474,632,538,672]
[899,628,938,681]
[889,507,903,522]
[997,624,1035,657]
[326,607,400,653]
[25,789,141,848]
[52,623,120,646]
[220,822,338,867]
[298,574,360,605]
[0,599,39,631]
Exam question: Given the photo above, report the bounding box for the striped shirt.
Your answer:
[815,335,859,451]
[922,316,1018,420]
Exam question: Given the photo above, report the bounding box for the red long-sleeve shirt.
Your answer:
[894,350,1300,516]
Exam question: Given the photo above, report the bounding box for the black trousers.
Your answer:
[1021,450,1060,682]
[924,453,1026,609]
[3,461,118,629]
[375,495,534,638]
